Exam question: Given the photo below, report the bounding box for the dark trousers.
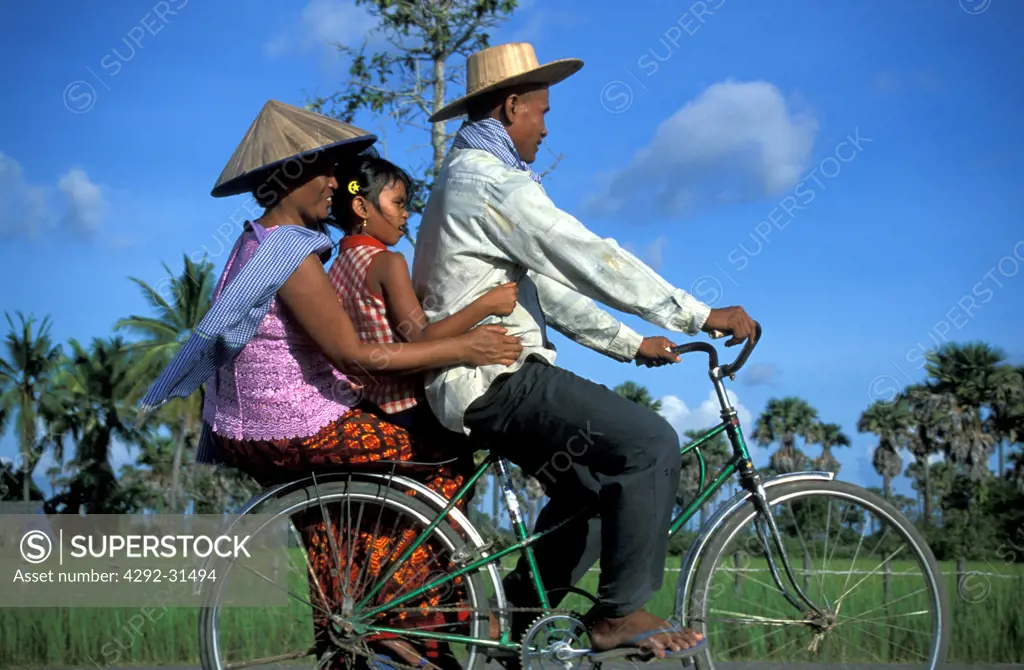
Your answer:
[463,358,681,619]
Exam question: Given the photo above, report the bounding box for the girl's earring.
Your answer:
[360,218,367,231]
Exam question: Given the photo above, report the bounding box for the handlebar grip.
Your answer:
[718,322,762,378]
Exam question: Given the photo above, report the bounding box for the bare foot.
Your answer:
[589,609,703,658]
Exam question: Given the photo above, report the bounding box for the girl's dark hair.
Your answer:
[328,149,415,233]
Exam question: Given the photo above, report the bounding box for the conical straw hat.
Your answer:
[211,100,377,198]
[428,43,583,123]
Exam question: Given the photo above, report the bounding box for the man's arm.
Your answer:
[529,270,644,362]
[374,251,500,343]
[483,174,712,338]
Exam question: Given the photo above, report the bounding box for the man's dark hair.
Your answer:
[465,83,548,122]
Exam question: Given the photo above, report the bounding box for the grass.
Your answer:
[1,554,1021,668]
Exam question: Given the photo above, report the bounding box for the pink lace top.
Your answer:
[201,223,357,441]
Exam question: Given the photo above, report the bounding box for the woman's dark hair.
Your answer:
[329,149,415,233]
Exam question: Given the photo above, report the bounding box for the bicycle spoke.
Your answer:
[285,518,332,618]
[823,501,854,593]
[828,627,887,664]
[708,587,796,621]
[842,587,928,621]
[837,616,932,637]
[819,497,834,608]
[833,544,905,609]
[690,482,945,668]
[715,622,795,658]
[705,608,805,626]
[204,481,492,670]
[837,516,871,602]
[222,648,316,669]
[354,481,393,599]
[854,621,928,660]
[342,474,356,603]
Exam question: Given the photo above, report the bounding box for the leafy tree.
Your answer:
[680,427,731,527]
[858,399,911,500]
[115,254,215,512]
[924,342,1003,481]
[309,0,564,241]
[752,397,817,474]
[805,420,851,474]
[0,311,63,501]
[902,383,955,525]
[614,380,662,412]
[43,337,142,514]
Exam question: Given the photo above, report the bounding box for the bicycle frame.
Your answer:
[348,323,824,651]
[351,389,768,651]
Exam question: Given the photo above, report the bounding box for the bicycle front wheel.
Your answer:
[685,479,949,669]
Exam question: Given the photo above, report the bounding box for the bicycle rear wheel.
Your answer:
[198,478,493,670]
[685,479,949,669]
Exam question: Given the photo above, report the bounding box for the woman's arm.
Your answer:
[372,251,515,343]
[277,255,522,374]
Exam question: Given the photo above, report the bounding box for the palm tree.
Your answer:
[115,254,215,512]
[986,365,1024,477]
[0,311,63,501]
[902,383,954,525]
[752,397,818,474]
[858,399,912,500]
[924,342,1004,481]
[681,427,732,527]
[805,421,851,474]
[614,381,662,412]
[45,337,142,513]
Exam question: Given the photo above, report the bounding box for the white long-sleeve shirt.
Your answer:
[411,147,711,435]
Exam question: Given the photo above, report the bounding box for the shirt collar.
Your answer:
[451,118,542,184]
[340,234,387,251]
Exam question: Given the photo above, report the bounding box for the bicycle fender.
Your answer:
[673,470,836,622]
[227,471,485,549]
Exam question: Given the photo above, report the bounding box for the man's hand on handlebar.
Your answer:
[701,306,758,347]
[634,336,681,368]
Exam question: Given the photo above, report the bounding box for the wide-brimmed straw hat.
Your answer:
[428,42,583,123]
[211,99,377,198]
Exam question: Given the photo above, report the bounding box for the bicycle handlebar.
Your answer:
[670,322,762,380]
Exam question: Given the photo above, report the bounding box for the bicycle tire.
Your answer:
[198,479,494,670]
[684,478,950,670]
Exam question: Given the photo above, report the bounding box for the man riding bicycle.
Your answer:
[411,42,758,660]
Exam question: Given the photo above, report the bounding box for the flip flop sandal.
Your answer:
[586,628,708,662]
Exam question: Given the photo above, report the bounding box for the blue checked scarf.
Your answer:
[451,118,542,183]
[138,221,343,464]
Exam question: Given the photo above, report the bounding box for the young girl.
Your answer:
[326,153,518,435]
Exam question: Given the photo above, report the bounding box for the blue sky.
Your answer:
[1,0,1022,500]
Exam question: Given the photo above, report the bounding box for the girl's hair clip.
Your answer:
[347,180,360,195]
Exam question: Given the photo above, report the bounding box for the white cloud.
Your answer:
[265,0,378,58]
[659,388,753,438]
[58,168,104,233]
[0,153,106,239]
[0,151,51,239]
[739,362,778,387]
[584,79,818,219]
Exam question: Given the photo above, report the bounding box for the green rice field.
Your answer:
[1,556,1021,668]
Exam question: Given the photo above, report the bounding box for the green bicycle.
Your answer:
[198,324,949,670]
